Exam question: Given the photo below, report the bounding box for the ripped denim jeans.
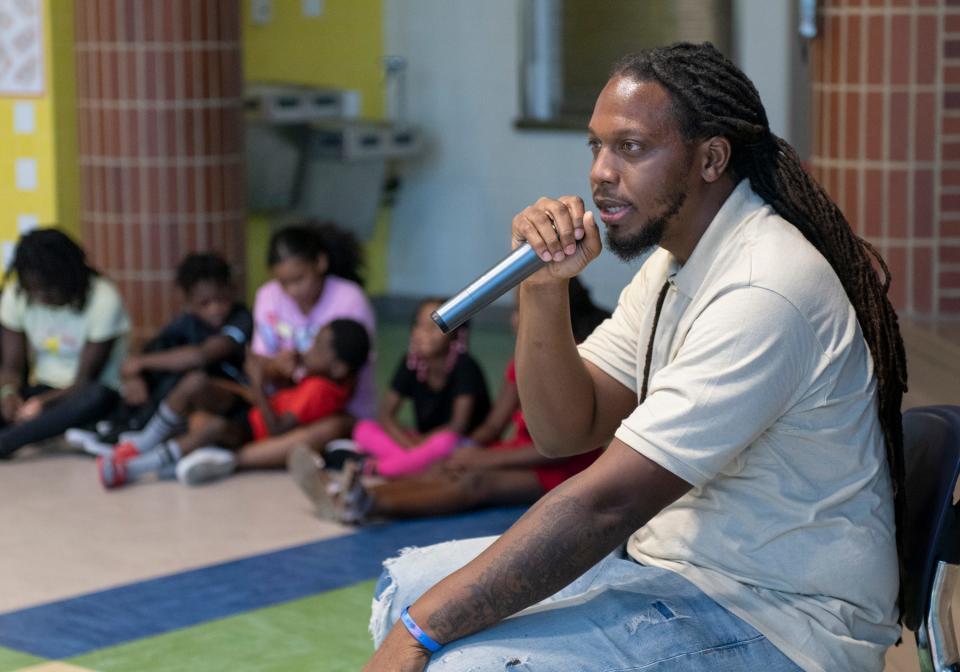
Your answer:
[370,536,804,672]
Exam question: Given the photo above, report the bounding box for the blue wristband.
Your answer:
[400,606,442,653]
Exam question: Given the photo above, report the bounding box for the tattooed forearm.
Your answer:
[424,486,639,642]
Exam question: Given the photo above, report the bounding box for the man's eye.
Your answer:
[621,141,642,153]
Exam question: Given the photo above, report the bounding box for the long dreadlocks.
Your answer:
[613,42,909,616]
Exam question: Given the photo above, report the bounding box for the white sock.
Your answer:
[126,402,185,452]
[125,440,183,481]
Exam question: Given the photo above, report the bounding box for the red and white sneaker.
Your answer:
[96,442,138,489]
[113,442,139,460]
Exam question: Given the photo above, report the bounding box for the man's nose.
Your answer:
[590,148,619,186]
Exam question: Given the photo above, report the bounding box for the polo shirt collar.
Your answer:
[668,179,766,299]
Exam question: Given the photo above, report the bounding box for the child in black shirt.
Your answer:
[348,297,490,477]
[66,253,252,454]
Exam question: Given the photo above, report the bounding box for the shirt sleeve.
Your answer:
[0,284,26,331]
[615,286,823,488]
[251,285,278,355]
[333,281,377,336]
[390,356,416,396]
[577,270,651,393]
[284,377,348,423]
[86,279,131,342]
[221,305,253,346]
[336,286,378,418]
[352,292,377,337]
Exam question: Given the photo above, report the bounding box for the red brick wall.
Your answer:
[811,0,959,317]
[75,0,245,341]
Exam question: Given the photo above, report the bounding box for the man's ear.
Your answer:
[699,136,732,183]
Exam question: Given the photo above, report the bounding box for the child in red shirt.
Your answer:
[97,319,370,488]
[246,376,348,441]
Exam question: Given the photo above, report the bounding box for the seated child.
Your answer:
[96,318,370,488]
[252,224,376,415]
[0,229,129,459]
[67,252,252,454]
[289,277,610,525]
[237,223,377,464]
[342,297,491,479]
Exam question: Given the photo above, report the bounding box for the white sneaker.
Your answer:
[65,428,96,448]
[323,438,364,471]
[326,438,360,452]
[65,428,117,457]
[175,447,237,486]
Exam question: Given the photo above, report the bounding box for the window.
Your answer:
[519,0,733,129]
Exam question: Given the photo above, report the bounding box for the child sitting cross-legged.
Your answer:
[96,318,370,488]
[0,229,130,459]
[66,252,252,454]
[331,297,491,479]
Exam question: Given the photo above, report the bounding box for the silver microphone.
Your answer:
[431,242,545,334]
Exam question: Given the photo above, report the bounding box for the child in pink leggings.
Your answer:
[350,298,490,477]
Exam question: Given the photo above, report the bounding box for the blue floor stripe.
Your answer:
[0,507,524,659]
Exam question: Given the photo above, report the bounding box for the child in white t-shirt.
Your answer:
[0,229,129,458]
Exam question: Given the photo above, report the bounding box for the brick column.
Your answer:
[75,0,245,341]
[809,0,960,317]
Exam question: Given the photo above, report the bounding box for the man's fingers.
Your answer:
[558,196,586,243]
[543,200,579,259]
[513,197,588,262]
[516,210,558,262]
[579,211,603,261]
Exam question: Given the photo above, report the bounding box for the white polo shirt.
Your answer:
[579,180,899,672]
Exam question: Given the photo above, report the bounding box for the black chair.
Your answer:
[902,405,960,672]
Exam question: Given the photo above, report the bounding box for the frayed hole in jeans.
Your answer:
[624,600,681,635]
[369,545,427,647]
[651,600,675,619]
[369,569,398,647]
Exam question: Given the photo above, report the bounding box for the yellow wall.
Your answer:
[2,0,388,295]
[241,0,389,297]
[243,0,385,118]
[0,0,78,265]
[51,2,79,240]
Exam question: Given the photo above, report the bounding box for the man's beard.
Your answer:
[605,188,687,261]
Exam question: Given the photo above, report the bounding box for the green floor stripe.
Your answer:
[70,580,377,672]
[0,645,42,671]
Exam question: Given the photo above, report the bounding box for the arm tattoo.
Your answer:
[425,490,638,642]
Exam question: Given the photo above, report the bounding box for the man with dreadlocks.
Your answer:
[365,43,907,672]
